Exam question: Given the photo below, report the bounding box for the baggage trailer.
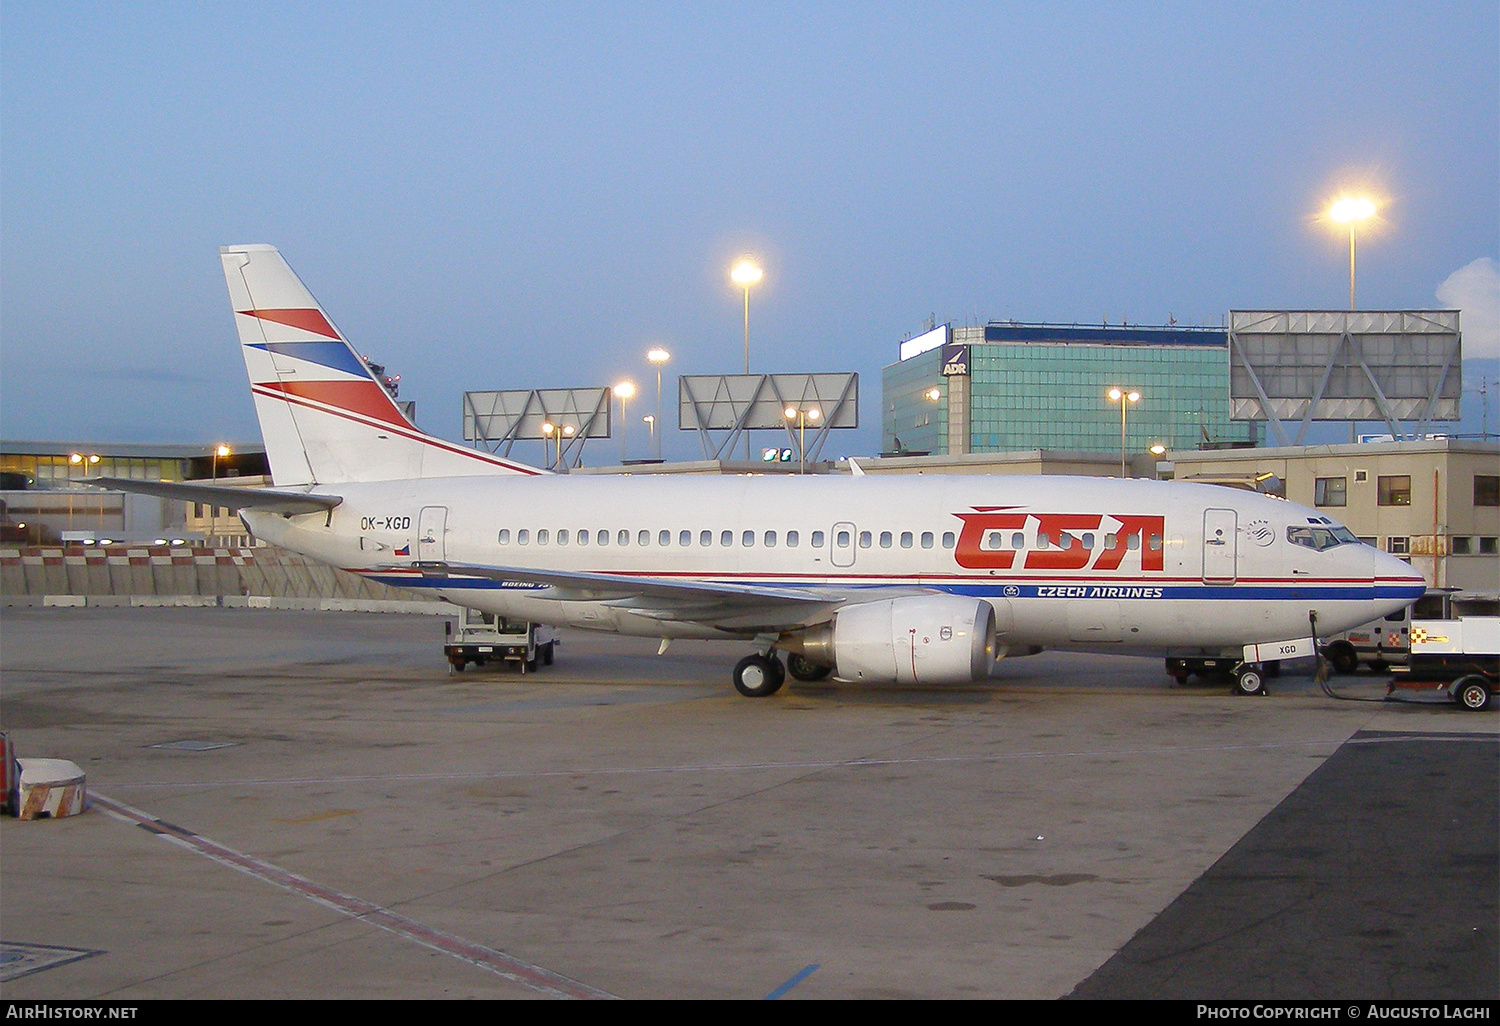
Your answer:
[1385,616,1499,711]
[444,608,557,674]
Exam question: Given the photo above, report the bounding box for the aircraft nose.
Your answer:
[1368,544,1426,602]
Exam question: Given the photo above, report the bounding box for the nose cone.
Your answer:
[1369,545,1426,609]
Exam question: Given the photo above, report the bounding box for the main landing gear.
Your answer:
[732,651,834,696]
[733,653,785,697]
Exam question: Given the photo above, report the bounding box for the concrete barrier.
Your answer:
[1,544,454,614]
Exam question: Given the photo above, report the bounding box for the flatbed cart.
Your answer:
[1383,617,1498,712]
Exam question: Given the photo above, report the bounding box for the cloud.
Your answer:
[1437,257,1500,360]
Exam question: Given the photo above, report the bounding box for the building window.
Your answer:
[1481,537,1499,556]
[1377,476,1411,506]
[1476,475,1499,507]
[1386,536,1410,555]
[1450,536,1473,555]
[1314,477,1347,507]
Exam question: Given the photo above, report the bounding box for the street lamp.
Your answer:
[643,414,656,456]
[67,453,100,535]
[647,347,670,460]
[542,422,555,470]
[1106,388,1141,478]
[1328,195,1377,310]
[730,259,763,375]
[783,405,821,474]
[560,424,576,469]
[613,381,636,463]
[211,443,230,481]
[731,258,763,462]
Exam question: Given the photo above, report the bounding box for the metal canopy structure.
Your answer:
[1228,310,1461,446]
[678,373,859,461]
[462,388,611,468]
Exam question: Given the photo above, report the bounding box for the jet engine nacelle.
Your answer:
[796,595,999,684]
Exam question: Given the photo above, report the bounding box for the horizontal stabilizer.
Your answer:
[88,477,342,515]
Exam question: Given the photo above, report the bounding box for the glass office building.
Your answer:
[883,323,1257,456]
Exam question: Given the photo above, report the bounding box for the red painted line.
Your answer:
[89,791,616,1000]
[250,384,540,475]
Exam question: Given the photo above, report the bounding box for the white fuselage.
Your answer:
[243,472,1425,654]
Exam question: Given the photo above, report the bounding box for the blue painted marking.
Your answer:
[248,340,368,377]
[765,963,819,1000]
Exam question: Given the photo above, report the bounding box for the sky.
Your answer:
[3,1,1497,461]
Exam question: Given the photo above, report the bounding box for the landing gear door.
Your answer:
[831,521,856,568]
[1202,508,1237,585]
[418,505,448,563]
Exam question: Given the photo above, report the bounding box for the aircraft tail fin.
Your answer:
[220,245,540,485]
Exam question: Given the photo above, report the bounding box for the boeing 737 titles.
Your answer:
[97,245,1427,697]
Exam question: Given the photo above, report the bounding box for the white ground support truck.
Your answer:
[1320,589,1499,675]
[1386,616,1500,711]
[444,608,557,674]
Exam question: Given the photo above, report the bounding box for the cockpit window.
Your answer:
[1287,524,1359,551]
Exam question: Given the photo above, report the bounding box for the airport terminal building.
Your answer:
[883,322,1259,457]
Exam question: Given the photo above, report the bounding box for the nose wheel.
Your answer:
[1231,664,1267,697]
[733,653,786,697]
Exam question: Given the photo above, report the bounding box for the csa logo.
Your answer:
[951,508,1165,572]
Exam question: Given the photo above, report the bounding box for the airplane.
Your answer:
[98,244,1428,698]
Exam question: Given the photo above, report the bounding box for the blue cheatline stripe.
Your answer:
[359,573,1420,604]
[248,340,369,377]
[765,963,820,1000]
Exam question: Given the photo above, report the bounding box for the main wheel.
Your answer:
[733,654,785,697]
[1454,676,1491,712]
[1232,668,1266,697]
[786,652,832,682]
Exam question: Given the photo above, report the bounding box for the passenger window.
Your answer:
[639,530,651,546]
[742,531,754,547]
[1082,533,1095,550]
[835,530,850,547]
[595,530,606,546]
[921,531,934,549]
[577,530,589,546]
[942,532,955,548]
[811,531,824,547]
[659,530,671,546]
[1127,534,1140,550]
[859,531,871,548]
[985,531,1003,548]
[558,529,570,545]
[1035,534,1050,550]
[518,529,530,545]
[699,530,712,546]
[678,530,690,547]
[721,531,733,547]
[1149,533,1162,551]
[880,531,892,548]
[900,531,913,548]
[765,531,777,547]
[619,530,630,546]
[787,530,800,547]
[537,529,549,545]
[498,529,510,544]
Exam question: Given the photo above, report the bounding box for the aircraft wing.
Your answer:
[412,560,900,633]
[88,477,342,515]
